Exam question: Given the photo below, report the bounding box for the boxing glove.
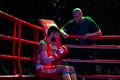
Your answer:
[53,45,69,61]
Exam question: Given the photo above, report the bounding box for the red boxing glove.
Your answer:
[58,45,69,56]
[53,45,69,61]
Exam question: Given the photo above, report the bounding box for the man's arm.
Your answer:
[83,17,102,39]
[39,44,54,64]
[60,20,74,39]
[83,29,102,39]
[60,28,69,39]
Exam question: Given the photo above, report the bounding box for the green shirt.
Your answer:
[62,16,100,44]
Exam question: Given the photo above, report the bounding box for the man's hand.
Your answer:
[60,29,69,39]
[83,33,91,40]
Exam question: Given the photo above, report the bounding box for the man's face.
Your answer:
[51,32,59,42]
[73,11,83,23]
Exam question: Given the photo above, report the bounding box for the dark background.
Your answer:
[0,0,120,35]
[0,0,120,76]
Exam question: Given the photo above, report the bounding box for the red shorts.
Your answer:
[36,65,58,79]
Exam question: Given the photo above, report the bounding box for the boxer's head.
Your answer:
[47,26,60,42]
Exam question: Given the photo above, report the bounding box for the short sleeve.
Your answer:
[86,17,100,32]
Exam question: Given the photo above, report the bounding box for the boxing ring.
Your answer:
[0,10,120,79]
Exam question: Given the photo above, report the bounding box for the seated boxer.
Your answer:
[35,26,77,80]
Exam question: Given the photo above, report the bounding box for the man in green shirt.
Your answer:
[60,8,102,74]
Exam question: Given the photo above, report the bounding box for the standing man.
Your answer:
[35,26,77,80]
[60,8,102,74]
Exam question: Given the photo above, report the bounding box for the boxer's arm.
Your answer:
[39,44,54,64]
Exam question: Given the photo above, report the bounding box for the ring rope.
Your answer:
[0,11,43,31]
[0,54,32,61]
[0,75,37,79]
[77,74,120,79]
[0,34,38,45]
[69,34,120,40]
[63,59,120,64]
[65,44,120,49]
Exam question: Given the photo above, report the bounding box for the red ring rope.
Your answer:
[65,44,120,49]
[63,59,120,64]
[77,74,120,79]
[69,34,120,40]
